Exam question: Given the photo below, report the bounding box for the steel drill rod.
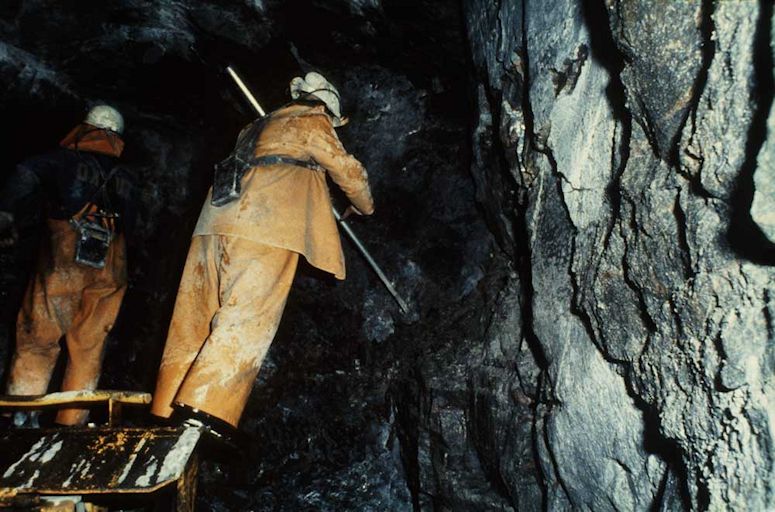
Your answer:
[224,65,410,314]
[226,66,266,117]
[332,208,410,314]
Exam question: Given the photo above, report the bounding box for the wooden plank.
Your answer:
[108,400,122,427]
[0,427,200,495]
[0,390,151,409]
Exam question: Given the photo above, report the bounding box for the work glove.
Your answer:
[0,211,18,248]
[341,205,365,220]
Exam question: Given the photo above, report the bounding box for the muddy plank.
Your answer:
[0,427,200,495]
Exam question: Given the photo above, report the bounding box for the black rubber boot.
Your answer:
[171,404,248,463]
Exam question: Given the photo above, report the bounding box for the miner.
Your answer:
[151,72,374,434]
[0,105,133,426]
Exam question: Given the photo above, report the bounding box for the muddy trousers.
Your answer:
[6,219,127,425]
[151,235,299,428]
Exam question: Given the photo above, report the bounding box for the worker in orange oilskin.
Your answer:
[0,105,134,426]
[151,72,374,435]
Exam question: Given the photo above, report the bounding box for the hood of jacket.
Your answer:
[60,123,124,157]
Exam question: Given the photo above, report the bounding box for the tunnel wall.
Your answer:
[454,0,775,509]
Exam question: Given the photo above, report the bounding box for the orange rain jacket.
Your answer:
[193,103,374,279]
[151,103,374,426]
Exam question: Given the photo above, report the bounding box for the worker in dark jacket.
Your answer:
[0,105,134,426]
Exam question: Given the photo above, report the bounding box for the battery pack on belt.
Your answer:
[211,153,324,207]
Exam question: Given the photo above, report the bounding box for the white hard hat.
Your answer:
[85,104,124,134]
[290,72,346,127]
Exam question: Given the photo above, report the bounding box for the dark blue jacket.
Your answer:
[0,147,136,235]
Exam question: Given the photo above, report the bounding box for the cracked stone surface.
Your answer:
[752,6,775,244]
[466,0,775,510]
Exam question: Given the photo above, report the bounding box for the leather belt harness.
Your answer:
[250,155,325,173]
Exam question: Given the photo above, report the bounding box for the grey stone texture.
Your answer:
[464,0,775,509]
[752,7,775,243]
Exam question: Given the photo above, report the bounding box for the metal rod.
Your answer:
[333,209,410,314]
[226,66,266,117]
[224,66,410,314]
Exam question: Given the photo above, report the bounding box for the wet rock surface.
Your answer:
[0,1,773,511]
[465,0,775,510]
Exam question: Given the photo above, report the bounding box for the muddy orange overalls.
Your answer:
[5,125,128,425]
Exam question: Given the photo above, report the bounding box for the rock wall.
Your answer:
[458,0,775,509]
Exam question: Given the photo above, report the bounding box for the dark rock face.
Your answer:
[606,0,705,160]
[0,0,773,510]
